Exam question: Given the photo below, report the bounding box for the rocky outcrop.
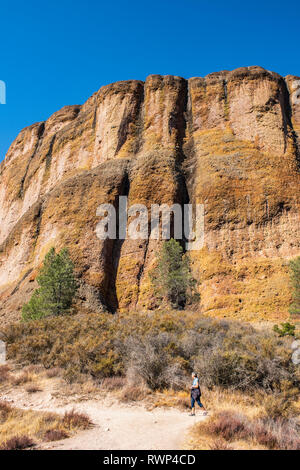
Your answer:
[1,66,300,324]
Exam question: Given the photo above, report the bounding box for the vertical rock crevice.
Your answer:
[92,96,98,130]
[133,82,145,155]
[102,169,130,313]
[278,78,291,154]
[135,230,150,308]
[45,135,56,171]
[115,82,145,156]
[18,122,45,198]
[223,79,229,121]
[173,78,193,252]
[33,201,44,247]
[282,78,300,167]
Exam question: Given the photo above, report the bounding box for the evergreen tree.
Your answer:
[150,238,199,309]
[289,256,300,318]
[22,247,78,321]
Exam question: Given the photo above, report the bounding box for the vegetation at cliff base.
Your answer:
[150,239,199,309]
[22,247,77,321]
[273,322,296,337]
[3,311,299,396]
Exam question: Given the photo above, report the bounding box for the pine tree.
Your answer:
[22,247,78,321]
[150,238,199,309]
[289,256,300,318]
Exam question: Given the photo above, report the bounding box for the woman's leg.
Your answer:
[196,397,206,411]
[190,396,195,415]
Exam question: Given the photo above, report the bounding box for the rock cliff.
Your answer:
[1,66,300,324]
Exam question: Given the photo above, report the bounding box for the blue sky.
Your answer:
[1,0,300,161]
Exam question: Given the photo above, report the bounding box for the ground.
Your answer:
[42,402,206,450]
[1,361,298,450]
[0,366,207,450]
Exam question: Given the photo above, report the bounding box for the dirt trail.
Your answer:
[45,402,206,450]
[0,386,207,450]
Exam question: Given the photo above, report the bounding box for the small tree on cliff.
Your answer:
[22,247,78,321]
[289,256,300,318]
[150,238,199,309]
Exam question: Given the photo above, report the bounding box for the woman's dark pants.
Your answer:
[191,396,203,408]
[191,389,203,408]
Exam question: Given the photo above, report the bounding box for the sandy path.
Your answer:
[1,383,207,450]
[44,402,206,450]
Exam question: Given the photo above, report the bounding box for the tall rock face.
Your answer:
[1,66,300,324]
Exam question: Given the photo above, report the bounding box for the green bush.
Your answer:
[273,322,296,337]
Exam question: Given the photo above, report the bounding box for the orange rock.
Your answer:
[1,66,300,324]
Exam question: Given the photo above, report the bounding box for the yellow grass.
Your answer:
[0,405,64,447]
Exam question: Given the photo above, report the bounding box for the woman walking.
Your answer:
[189,372,207,416]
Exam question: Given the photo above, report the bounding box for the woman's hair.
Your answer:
[192,372,198,377]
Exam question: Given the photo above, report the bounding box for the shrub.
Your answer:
[174,392,190,409]
[0,401,12,423]
[120,385,148,402]
[125,333,186,390]
[24,364,43,373]
[25,384,42,393]
[273,322,296,337]
[101,377,127,391]
[200,410,300,450]
[63,365,83,384]
[262,394,297,420]
[22,247,78,321]
[205,410,248,441]
[0,435,35,450]
[191,323,296,391]
[11,372,31,386]
[251,418,300,450]
[43,429,69,442]
[209,438,234,450]
[0,365,10,383]
[41,412,58,424]
[62,409,92,430]
[46,367,62,378]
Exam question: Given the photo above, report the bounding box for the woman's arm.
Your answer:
[191,378,199,389]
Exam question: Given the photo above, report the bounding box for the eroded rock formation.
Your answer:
[1,66,300,324]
